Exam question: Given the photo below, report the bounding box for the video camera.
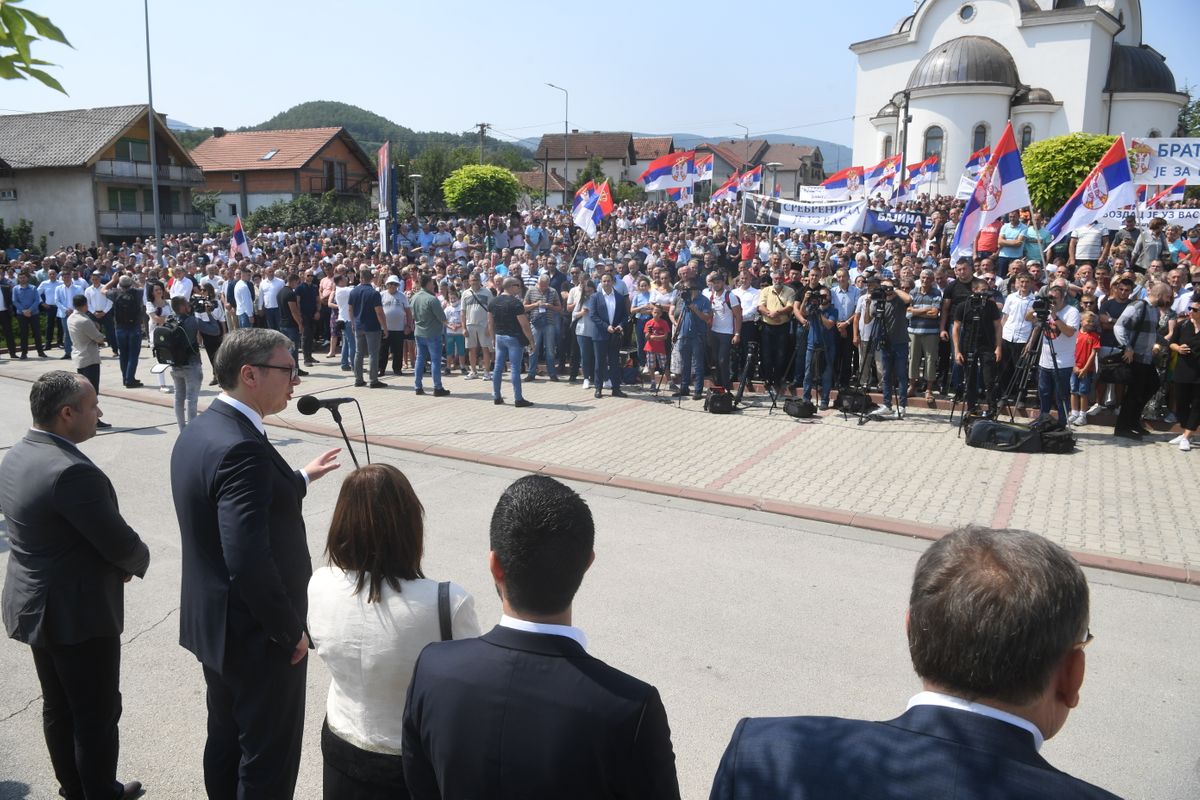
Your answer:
[191,297,213,314]
[1031,296,1050,322]
[869,287,888,302]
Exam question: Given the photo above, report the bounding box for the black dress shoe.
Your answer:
[121,779,144,798]
[594,390,602,398]
[96,421,113,429]
[433,388,451,397]
[692,392,704,401]
[494,397,505,405]
[611,389,628,398]
[548,376,560,382]
[369,381,387,389]
[414,388,426,395]
[515,398,534,408]
[304,360,318,367]
[1113,428,1143,441]
[354,380,367,387]
[59,354,70,360]
[296,369,310,377]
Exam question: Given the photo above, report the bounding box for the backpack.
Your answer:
[112,289,142,327]
[153,316,194,366]
[965,419,1042,453]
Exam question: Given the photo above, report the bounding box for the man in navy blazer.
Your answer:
[587,272,630,398]
[710,525,1121,800]
[402,474,680,799]
[171,328,339,799]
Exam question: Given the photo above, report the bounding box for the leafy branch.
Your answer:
[0,0,71,93]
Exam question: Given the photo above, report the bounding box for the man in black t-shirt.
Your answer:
[488,277,535,407]
[940,259,976,394]
[276,273,308,377]
[952,277,1003,413]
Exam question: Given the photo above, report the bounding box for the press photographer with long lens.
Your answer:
[865,279,912,420]
[939,259,976,396]
[672,275,714,400]
[1026,286,1078,426]
[952,277,1003,419]
[797,286,838,410]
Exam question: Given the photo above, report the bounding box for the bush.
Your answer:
[1021,133,1118,215]
[245,192,370,233]
[442,165,521,216]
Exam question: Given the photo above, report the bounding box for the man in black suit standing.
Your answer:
[170,328,340,799]
[402,474,680,799]
[709,525,1119,800]
[587,272,630,398]
[0,370,149,799]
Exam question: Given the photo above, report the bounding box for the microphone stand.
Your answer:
[328,405,360,469]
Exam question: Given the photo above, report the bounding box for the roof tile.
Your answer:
[534,132,635,162]
[0,105,163,169]
[191,128,346,171]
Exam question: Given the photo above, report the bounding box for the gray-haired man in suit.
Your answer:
[0,370,150,799]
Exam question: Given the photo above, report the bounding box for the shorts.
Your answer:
[445,333,465,356]
[1070,372,1093,397]
[465,325,490,349]
[646,353,667,372]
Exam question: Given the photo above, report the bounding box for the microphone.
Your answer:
[296,395,355,416]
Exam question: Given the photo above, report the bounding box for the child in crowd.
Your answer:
[643,304,669,388]
[1070,311,1101,426]
[443,288,466,374]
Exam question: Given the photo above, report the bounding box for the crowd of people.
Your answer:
[2,188,1198,447]
[2,356,1122,798]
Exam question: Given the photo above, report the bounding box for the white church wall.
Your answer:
[1108,95,1186,141]
[906,88,1011,195]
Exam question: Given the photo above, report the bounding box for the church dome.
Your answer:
[906,36,1020,91]
[1015,86,1056,104]
[875,101,899,117]
[1106,44,1179,93]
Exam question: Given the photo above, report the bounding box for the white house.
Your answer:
[850,0,1187,197]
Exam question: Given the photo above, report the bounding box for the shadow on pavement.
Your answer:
[0,781,31,799]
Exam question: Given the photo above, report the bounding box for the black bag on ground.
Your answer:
[965,419,1043,453]
[783,398,817,418]
[153,317,194,367]
[704,388,734,414]
[836,389,876,414]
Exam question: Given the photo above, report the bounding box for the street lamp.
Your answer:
[143,0,164,267]
[765,161,782,197]
[891,90,912,183]
[409,174,422,222]
[546,83,568,208]
[735,123,749,141]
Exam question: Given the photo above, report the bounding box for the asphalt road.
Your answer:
[0,379,1196,799]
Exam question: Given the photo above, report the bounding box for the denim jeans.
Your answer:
[492,334,525,401]
[678,335,706,394]
[573,334,594,381]
[60,316,73,357]
[355,329,381,383]
[1038,366,1072,420]
[881,340,910,408]
[238,313,253,329]
[115,327,143,385]
[172,361,203,431]
[340,322,357,369]
[265,307,281,330]
[414,335,444,391]
[528,321,557,378]
[802,347,833,403]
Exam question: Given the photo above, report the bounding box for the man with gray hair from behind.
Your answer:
[710,525,1119,799]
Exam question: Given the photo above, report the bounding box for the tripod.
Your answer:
[1000,330,1041,423]
[734,339,760,409]
[949,303,987,435]
[1002,316,1068,427]
[842,299,887,426]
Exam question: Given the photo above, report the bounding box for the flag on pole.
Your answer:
[864,155,901,195]
[573,180,597,211]
[639,150,696,191]
[1045,136,1138,247]
[712,173,740,203]
[950,122,1030,259]
[573,180,615,239]
[738,165,763,192]
[667,184,694,207]
[892,179,913,203]
[1134,184,1147,207]
[1147,179,1186,208]
[377,141,390,219]
[695,153,714,182]
[965,146,990,178]
[230,216,250,260]
[820,166,864,200]
[906,154,940,187]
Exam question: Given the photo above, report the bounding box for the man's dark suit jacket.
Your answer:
[171,399,309,673]
[0,430,150,646]
[709,705,1121,800]
[402,624,680,800]
[588,289,629,342]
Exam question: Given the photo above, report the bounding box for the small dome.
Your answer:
[1107,44,1179,93]
[1015,86,1056,105]
[1053,0,1087,8]
[875,101,899,117]
[906,36,1020,91]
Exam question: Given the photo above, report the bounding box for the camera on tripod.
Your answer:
[802,289,820,316]
[869,287,888,302]
[1031,296,1050,323]
[967,292,989,313]
[678,287,694,305]
[192,297,213,314]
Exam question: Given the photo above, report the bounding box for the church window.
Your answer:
[923,126,944,161]
[959,4,975,22]
[883,135,893,158]
[1020,125,1033,150]
[972,124,988,152]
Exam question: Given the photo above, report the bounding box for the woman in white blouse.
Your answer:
[307,464,480,799]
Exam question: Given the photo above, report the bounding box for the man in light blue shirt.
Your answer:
[997,210,1028,280]
[53,269,86,359]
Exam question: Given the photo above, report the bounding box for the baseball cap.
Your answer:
[385,275,401,285]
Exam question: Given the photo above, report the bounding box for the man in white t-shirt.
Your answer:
[705,271,742,389]
[1029,285,1078,425]
[260,267,285,330]
[334,275,355,371]
[1068,222,1109,268]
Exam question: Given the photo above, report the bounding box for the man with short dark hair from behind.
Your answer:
[402,474,680,799]
[709,525,1119,800]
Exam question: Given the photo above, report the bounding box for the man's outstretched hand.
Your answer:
[303,448,341,482]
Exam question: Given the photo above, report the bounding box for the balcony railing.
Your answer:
[94,160,204,184]
[304,176,371,195]
[98,211,206,230]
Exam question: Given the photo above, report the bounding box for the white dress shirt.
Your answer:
[262,276,284,309]
[498,613,588,651]
[233,280,254,317]
[907,690,1044,751]
[602,288,617,325]
[85,284,113,314]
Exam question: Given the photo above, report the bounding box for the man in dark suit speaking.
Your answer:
[402,474,680,799]
[709,525,1119,800]
[1,370,150,799]
[171,328,339,799]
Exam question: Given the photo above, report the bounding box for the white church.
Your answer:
[850,0,1187,196]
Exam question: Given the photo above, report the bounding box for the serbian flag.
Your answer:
[695,153,714,182]
[864,155,901,195]
[640,150,696,191]
[1134,184,1148,207]
[821,166,864,200]
[951,122,1030,259]
[907,154,939,187]
[667,184,694,207]
[573,180,614,239]
[230,216,251,260]
[1147,179,1186,208]
[892,179,913,203]
[377,141,390,217]
[712,173,740,203]
[955,146,991,199]
[573,180,597,212]
[738,165,763,192]
[1045,136,1138,246]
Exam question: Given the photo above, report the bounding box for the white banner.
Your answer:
[794,185,832,201]
[1129,138,1200,186]
[955,173,976,200]
[1094,206,1200,230]
[740,194,868,232]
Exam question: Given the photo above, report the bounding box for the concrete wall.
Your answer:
[0,168,96,249]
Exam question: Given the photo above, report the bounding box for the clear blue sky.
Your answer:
[3,0,1197,148]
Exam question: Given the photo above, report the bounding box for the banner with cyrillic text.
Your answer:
[1129,138,1200,185]
[740,194,868,232]
[863,209,930,237]
[1094,206,1200,229]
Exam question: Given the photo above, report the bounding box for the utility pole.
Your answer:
[143,0,164,268]
[476,122,489,164]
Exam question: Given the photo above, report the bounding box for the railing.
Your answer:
[94,160,204,183]
[97,211,206,230]
[304,176,371,195]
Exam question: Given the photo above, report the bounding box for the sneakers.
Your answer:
[514,398,534,408]
[870,405,896,420]
[1168,434,1185,445]
[1085,403,1104,417]
[1164,412,1178,424]
[433,388,451,397]
[582,379,591,390]
[159,386,173,394]
[897,407,906,420]
[1069,411,1088,427]
[464,372,478,380]
[1180,438,1193,452]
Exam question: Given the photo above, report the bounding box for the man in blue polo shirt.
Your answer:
[996,210,1028,280]
[348,268,386,388]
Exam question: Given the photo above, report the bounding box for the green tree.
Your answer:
[573,155,606,191]
[612,180,644,204]
[1177,88,1199,137]
[442,165,521,216]
[0,0,70,93]
[410,145,459,210]
[191,190,222,221]
[1021,133,1118,214]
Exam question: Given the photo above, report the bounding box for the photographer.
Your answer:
[951,277,1003,416]
[1025,286,1078,425]
[168,295,203,431]
[798,288,838,410]
[865,280,912,420]
[704,271,741,389]
[999,272,1037,405]
[672,277,714,400]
